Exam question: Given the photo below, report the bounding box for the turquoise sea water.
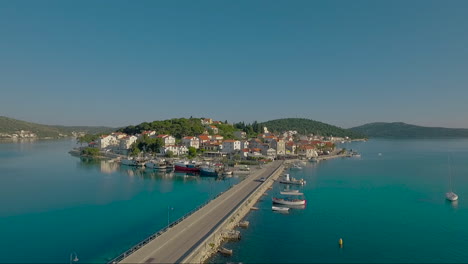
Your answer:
[0,140,240,263]
[210,139,468,263]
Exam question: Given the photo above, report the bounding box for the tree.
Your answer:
[80,147,100,157]
[187,147,197,159]
[77,134,98,145]
[130,143,141,157]
[165,150,174,158]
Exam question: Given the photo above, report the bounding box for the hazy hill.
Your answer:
[260,118,366,139]
[350,122,468,138]
[0,116,114,138]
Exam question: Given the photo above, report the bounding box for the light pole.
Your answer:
[167,206,173,228]
[70,252,79,264]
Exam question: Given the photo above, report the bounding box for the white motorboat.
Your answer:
[272,206,290,212]
[272,197,306,206]
[280,191,304,196]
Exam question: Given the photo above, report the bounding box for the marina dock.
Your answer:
[114,160,284,264]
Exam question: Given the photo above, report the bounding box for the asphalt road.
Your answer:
[121,160,283,264]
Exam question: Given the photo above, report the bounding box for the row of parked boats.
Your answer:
[119,158,233,177]
[272,173,307,212]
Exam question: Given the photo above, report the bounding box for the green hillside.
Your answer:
[259,118,366,139]
[350,122,468,138]
[0,116,114,138]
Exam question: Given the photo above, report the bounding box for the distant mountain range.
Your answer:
[260,118,365,139]
[0,116,114,139]
[350,122,468,138]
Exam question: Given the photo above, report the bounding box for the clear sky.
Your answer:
[1,0,468,128]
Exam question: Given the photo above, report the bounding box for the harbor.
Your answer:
[115,160,285,263]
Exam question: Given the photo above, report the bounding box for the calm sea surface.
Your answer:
[210,138,468,263]
[0,140,240,263]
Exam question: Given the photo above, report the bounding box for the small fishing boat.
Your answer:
[174,161,200,172]
[280,191,304,195]
[272,206,290,212]
[200,166,218,176]
[279,174,306,185]
[272,197,306,206]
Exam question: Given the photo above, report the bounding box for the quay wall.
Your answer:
[182,162,285,263]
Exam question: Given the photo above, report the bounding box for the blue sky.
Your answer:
[1,0,468,128]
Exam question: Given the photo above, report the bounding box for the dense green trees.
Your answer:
[259,118,365,139]
[350,122,468,138]
[118,118,206,139]
[80,147,100,157]
[77,134,99,145]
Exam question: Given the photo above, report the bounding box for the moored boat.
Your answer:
[279,174,306,185]
[280,191,304,195]
[200,166,218,176]
[145,160,167,169]
[174,161,200,172]
[272,206,290,212]
[446,191,458,201]
[272,197,306,206]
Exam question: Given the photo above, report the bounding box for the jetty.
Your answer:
[113,160,284,264]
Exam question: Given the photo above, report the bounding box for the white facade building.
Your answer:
[182,136,200,149]
[222,140,241,153]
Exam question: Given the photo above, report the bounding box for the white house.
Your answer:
[233,131,246,139]
[97,135,119,149]
[201,118,213,125]
[271,139,286,155]
[222,140,241,153]
[155,134,176,146]
[140,130,157,138]
[262,148,277,158]
[297,145,318,158]
[208,125,219,134]
[160,145,189,156]
[240,140,249,150]
[119,135,138,150]
[211,135,224,142]
[182,136,200,149]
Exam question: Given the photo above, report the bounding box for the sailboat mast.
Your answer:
[448,155,453,192]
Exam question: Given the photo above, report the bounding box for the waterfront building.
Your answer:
[154,134,176,146]
[285,141,297,154]
[97,135,119,149]
[297,145,318,158]
[182,136,200,149]
[119,135,138,150]
[222,140,241,153]
[271,138,286,155]
[160,145,188,156]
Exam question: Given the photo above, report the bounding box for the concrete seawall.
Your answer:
[182,162,285,263]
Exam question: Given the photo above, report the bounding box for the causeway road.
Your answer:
[120,160,283,264]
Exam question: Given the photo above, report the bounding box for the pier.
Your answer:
[114,160,284,264]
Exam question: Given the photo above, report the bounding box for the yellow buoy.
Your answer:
[339,238,343,246]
